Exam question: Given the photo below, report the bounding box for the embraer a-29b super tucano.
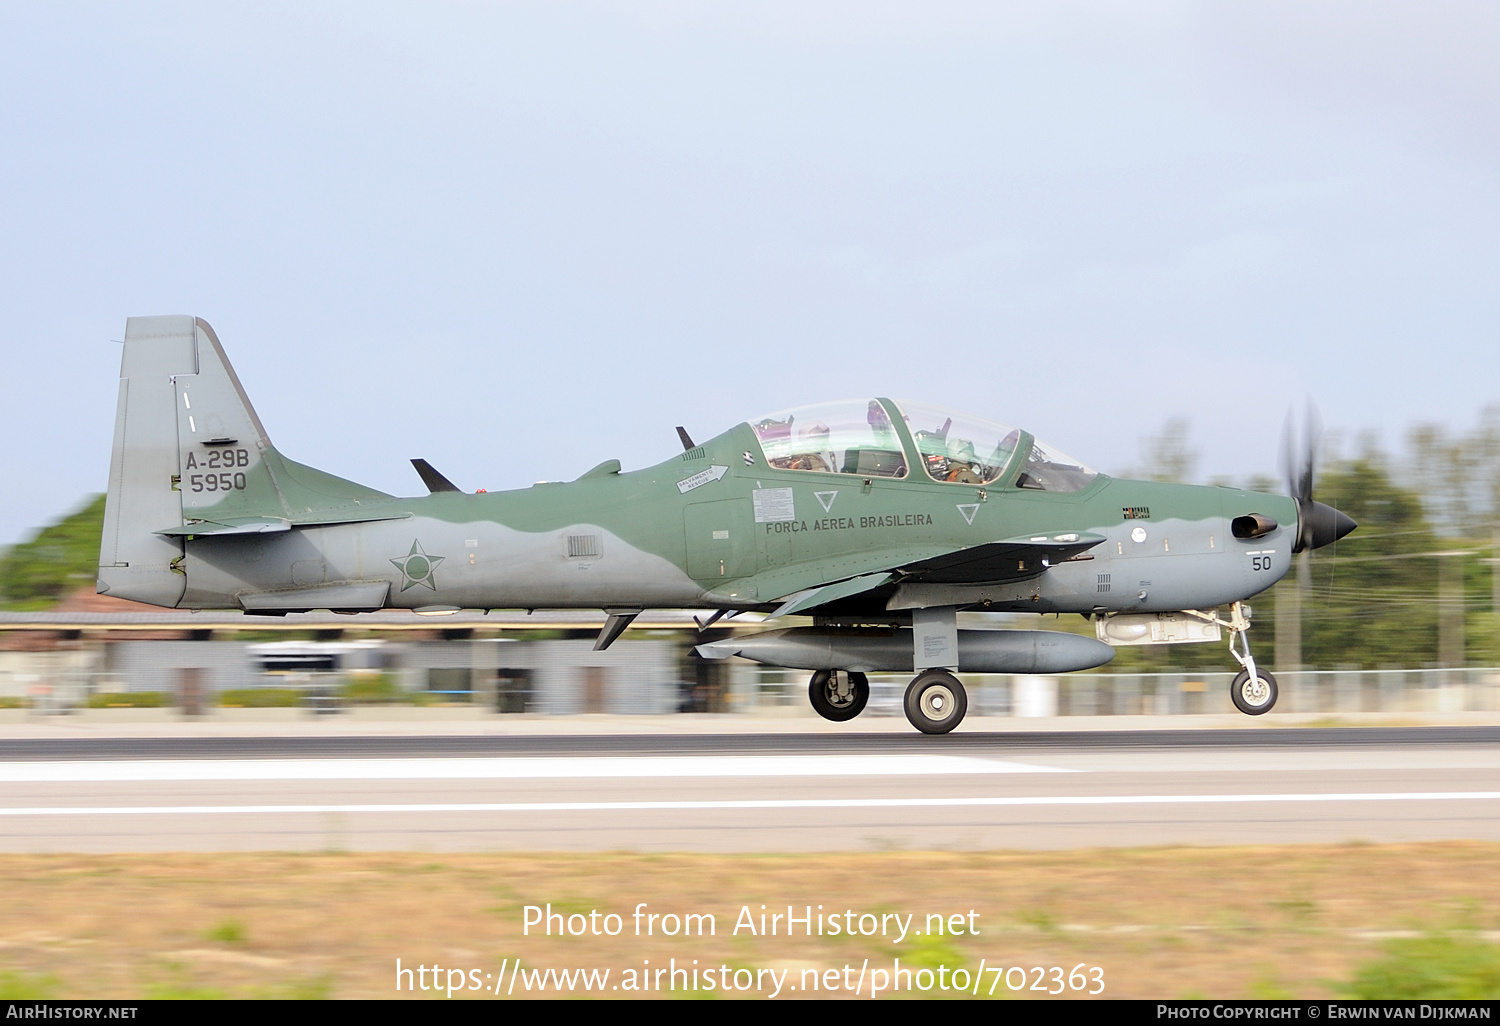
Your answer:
[98,316,1355,734]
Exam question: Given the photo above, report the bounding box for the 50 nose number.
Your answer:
[189,473,247,492]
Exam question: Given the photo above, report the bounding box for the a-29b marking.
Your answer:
[184,448,251,493]
[184,448,250,470]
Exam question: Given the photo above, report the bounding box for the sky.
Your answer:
[2,2,1497,546]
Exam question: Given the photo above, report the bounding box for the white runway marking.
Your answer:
[0,754,1066,783]
[3,791,1498,816]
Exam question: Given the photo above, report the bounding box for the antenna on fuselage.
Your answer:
[676,426,696,451]
[411,458,461,494]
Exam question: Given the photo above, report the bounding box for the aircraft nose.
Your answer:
[1305,501,1356,549]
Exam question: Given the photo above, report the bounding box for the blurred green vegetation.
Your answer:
[86,691,168,708]
[0,970,61,999]
[1344,933,1500,999]
[338,673,402,704]
[0,494,106,610]
[204,919,246,944]
[218,688,299,708]
[339,673,435,704]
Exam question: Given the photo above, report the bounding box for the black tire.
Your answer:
[808,669,870,722]
[1230,667,1278,715]
[903,669,968,734]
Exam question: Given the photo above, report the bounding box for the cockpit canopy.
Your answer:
[751,399,910,478]
[747,399,1097,492]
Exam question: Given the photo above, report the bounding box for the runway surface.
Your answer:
[3,728,1499,852]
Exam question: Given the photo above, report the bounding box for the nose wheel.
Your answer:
[904,669,968,734]
[808,669,870,722]
[1231,667,1278,715]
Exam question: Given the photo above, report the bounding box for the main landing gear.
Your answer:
[806,667,970,734]
[904,669,968,735]
[808,669,870,722]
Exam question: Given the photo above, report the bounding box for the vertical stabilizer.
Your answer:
[98,316,283,607]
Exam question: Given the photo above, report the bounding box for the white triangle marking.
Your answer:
[956,504,979,525]
[815,491,838,513]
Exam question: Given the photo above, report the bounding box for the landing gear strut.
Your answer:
[1187,601,1278,715]
[808,669,870,722]
[904,669,968,734]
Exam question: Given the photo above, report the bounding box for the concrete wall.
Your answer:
[102,641,249,694]
[397,638,678,714]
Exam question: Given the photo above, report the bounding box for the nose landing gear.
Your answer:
[1183,601,1279,715]
[1224,600,1278,715]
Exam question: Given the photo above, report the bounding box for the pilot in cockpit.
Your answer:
[787,422,834,473]
[944,439,984,484]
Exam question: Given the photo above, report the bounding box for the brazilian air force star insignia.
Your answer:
[391,540,445,592]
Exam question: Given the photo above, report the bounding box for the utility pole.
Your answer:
[1437,551,1466,669]
[1493,528,1500,635]
[1275,551,1307,710]
[1274,570,1300,671]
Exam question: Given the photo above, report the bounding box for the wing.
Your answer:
[765,532,1105,619]
[894,532,1105,584]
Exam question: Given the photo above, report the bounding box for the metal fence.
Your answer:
[5,662,1500,717]
[734,666,1500,717]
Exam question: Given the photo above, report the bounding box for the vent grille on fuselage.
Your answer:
[567,534,601,559]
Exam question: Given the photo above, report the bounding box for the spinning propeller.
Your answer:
[1280,403,1357,552]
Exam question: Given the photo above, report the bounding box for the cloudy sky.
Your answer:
[1,2,1496,545]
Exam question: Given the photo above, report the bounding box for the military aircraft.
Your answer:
[98,316,1354,733]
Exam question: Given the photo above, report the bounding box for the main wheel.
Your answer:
[903,669,968,734]
[808,669,870,722]
[1230,667,1278,715]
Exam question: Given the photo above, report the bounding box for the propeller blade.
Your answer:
[1281,401,1350,551]
[1280,408,1299,503]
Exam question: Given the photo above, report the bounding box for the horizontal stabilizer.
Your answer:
[411,458,461,493]
[157,517,290,536]
[159,509,411,536]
